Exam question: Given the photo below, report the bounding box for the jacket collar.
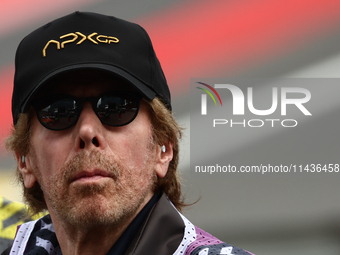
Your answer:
[124,194,185,255]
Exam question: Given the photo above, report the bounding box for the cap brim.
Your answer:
[21,63,157,114]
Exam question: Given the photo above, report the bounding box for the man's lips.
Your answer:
[70,170,114,183]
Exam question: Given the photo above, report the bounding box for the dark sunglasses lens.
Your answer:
[96,94,139,126]
[37,98,78,130]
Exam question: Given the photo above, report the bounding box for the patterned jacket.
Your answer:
[4,194,254,255]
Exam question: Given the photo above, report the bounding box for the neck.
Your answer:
[48,193,153,255]
[54,220,128,255]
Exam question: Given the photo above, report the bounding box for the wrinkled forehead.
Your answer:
[35,69,139,98]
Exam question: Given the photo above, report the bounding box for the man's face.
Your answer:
[19,72,171,228]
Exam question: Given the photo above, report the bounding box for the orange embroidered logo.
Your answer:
[43,32,119,57]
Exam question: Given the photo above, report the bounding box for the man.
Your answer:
[3,12,254,255]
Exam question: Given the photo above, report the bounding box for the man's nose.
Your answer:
[74,102,106,151]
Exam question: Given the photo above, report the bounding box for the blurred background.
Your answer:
[1,0,340,254]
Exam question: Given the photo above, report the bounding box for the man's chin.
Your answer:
[50,184,145,229]
[69,181,109,197]
[58,194,127,228]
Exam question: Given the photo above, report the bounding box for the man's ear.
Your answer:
[154,142,173,178]
[15,151,37,188]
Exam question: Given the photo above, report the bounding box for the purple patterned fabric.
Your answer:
[185,226,223,254]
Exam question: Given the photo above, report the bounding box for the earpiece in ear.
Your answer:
[161,145,166,153]
[21,156,25,163]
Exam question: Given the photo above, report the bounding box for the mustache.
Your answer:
[59,150,121,184]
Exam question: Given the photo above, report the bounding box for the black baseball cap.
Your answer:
[12,11,171,125]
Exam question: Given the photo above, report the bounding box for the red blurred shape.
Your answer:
[140,0,340,94]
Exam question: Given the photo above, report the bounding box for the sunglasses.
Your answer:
[32,92,142,130]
